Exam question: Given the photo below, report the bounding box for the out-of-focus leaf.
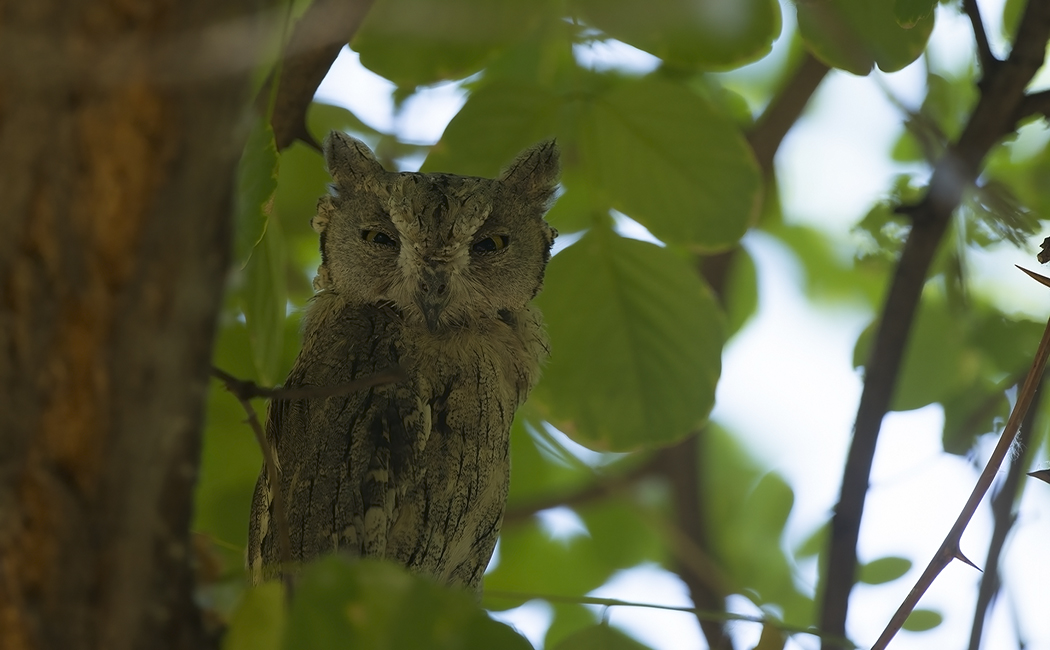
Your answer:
[902,608,943,632]
[753,623,787,650]
[723,247,758,338]
[854,289,978,412]
[352,0,551,87]
[427,72,761,250]
[235,119,279,268]
[506,412,596,510]
[770,223,885,307]
[544,604,600,649]
[287,557,532,650]
[1003,0,1023,42]
[533,226,725,451]
[241,217,288,387]
[858,556,912,585]
[550,624,654,650]
[922,72,978,142]
[571,0,781,70]
[223,583,286,650]
[701,425,812,626]
[795,0,934,75]
[941,383,1009,455]
[894,0,936,27]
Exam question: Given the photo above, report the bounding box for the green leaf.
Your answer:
[570,0,781,69]
[795,0,934,75]
[701,425,811,625]
[352,0,552,87]
[902,608,943,632]
[894,0,936,28]
[287,557,532,650]
[941,383,1009,455]
[426,72,761,250]
[854,289,979,412]
[724,247,758,338]
[550,624,654,650]
[858,556,912,585]
[574,75,760,250]
[533,227,725,450]
[544,604,600,649]
[241,216,289,386]
[223,583,286,650]
[235,118,279,268]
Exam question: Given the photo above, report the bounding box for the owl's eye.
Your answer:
[362,229,398,247]
[472,235,510,254]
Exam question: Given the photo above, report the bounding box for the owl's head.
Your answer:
[312,132,559,333]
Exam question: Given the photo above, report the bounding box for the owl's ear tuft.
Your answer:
[500,140,560,202]
[324,131,386,184]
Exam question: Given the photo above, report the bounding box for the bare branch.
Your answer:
[967,376,1043,650]
[871,269,1050,649]
[1013,89,1050,124]
[820,1,1050,645]
[964,0,999,76]
[260,0,377,151]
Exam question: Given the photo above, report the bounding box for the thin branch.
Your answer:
[964,0,999,76]
[210,365,405,400]
[211,369,294,593]
[482,591,856,647]
[871,268,1050,650]
[259,0,377,150]
[967,376,1043,650]
[819,2,1050,646]
[1013,89,1050,124]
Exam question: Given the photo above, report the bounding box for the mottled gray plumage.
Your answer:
[247,132,558,591]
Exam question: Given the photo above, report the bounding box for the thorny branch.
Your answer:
[967,376,1043,650]
[210,365,405,591]
[871,268,1050,650]
[819,1,1050,646]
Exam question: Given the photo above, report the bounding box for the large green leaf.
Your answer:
[241,216,289,387]
[352,0,552,87]
[532,226,725,450]
[235,118,279,268]
[426,72,760,250]
[795,0,934,75]
[550,624,655,650]
[286,557,532,650]
[574,76,760,250]
[570,0,780,70]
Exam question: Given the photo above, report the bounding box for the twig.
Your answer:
[967,375,1043,650]
[210,365,405,400]
[1013,89,1050,124]
[211,368,295,592]
[871,267,1050,650]
[819,2,1050,645]
[963,0,998,76]
[482,591,856,647]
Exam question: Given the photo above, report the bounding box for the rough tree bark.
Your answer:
[0,1,276,649]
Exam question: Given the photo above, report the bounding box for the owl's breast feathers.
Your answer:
[248,294,548,589]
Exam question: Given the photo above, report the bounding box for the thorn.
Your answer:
[1016,265,1050,288]
[1028,468,1050,484]
[953,548,982,572]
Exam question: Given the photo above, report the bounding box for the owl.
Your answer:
[247,131,559,591]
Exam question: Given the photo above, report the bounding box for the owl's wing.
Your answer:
[248,302,425,579]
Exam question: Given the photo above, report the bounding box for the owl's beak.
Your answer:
[417,266,451,332]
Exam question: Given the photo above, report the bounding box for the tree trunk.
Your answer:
[0,2,273,648]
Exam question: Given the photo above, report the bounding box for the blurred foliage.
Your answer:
[195,0,1050,647]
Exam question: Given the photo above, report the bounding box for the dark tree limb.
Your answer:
[964,0,999,76]
[966,376,1043,650]
[261,0,376,150]
[653,50,832,650]
[819,2,1050,645]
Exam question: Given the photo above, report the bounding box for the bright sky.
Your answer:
[314,1,1050,648]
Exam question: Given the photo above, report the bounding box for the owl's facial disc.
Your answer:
[416,265,451,333]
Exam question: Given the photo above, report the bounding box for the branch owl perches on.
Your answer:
[248,132,559,591]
